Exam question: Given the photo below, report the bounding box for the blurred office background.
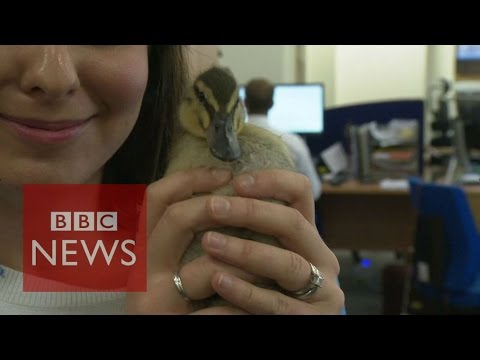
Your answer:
[187,45,480,314]
[189,45,454,145]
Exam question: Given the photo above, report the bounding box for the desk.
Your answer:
[318,180,480,252]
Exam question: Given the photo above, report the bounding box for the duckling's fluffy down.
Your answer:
[166,124,295,181]
[165,124,296,310]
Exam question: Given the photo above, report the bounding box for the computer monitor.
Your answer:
[456,45,480,76]
[238,83,324,134]
[457,45,480,61]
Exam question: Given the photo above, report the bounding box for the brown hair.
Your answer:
[102,45,188,184]
[245,78,274,114]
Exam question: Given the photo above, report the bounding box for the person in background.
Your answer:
[244,78,322,200]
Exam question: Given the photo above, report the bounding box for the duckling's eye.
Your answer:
[198,92,207,104]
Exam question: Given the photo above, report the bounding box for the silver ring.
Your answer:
[285,262,324,300]
[172,271,192,301]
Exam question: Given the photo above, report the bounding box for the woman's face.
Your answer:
[0,45,149,185]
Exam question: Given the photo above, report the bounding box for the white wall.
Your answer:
[305,45,336,107]
[282,45,296,83]
[334,45,428,107]
[218,45,296,84]
[217,46,453,108]
[186,45,220,81]
[426,45,455,82]
[220,46,430,107]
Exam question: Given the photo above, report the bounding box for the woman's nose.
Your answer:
[19,45,80,102]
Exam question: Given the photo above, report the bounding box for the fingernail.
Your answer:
[218,273,233,289]
[211,168,231,182]
[211,196,230,215]
[235,174,255,188]
[207,232,226,250]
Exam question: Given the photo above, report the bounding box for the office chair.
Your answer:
[406,177,480,314]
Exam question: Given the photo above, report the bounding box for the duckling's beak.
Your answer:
[206,113,241,162]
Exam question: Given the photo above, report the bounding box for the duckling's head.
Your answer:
[179,67,245,162]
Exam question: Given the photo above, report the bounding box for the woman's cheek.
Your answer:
[83,46,149,115]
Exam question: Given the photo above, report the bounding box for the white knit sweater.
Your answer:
[0,265,126,314]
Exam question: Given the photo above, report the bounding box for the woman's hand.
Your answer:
[195,169,344,315]
[126,168,344,314]
[126,167,258,314]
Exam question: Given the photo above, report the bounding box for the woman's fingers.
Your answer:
[190,306,249,315]
[147,194,331,272]
[146,195,219,270]
[178,254,262,300]
[202,232,312,292]
[144,168,320,272]
[232,169,316,225]
[126,273,193,314]
[145,167,232,236]
[211,272,344,315]
[202,232,339,303]
[148,196,338,270]
[205,195,336,270]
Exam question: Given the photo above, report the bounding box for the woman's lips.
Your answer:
[0,113,92,144]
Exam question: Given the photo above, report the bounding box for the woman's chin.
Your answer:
[0,170,102,186]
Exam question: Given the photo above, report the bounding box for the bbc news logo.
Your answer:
[31,212,135,267]
[51,212,118,231]
[23,185,147,292]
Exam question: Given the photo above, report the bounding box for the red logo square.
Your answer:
[23,184,146,292]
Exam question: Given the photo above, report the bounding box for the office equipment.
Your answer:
[456,81,480,150]
[348,123,372,182]
[320,142,348,174]
[457,45,480,61]
[318,177,480,252]
[238,83,324,134]
[442,83,477,184]
[320,142,349,185]
[349,119,419,182]
[429,78,452,147]
[302,100,424,175]
[325,172,348,186]
[407,177,480,313]
[379,179,409,190]
[456,45,480,77]
[429,80,480,151]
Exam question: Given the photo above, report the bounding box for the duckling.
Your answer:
[165,67,295,310]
